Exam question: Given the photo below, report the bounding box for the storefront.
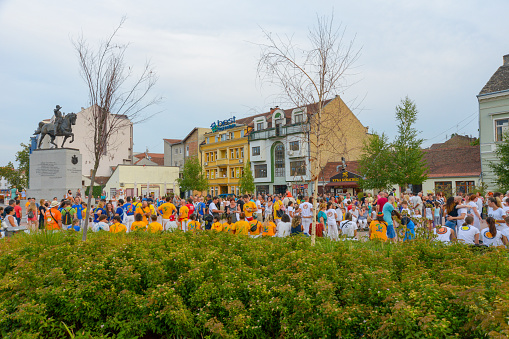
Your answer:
[325,170,362,196]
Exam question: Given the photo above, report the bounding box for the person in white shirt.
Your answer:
[350,204,359,225]
[93,214,110,232]
[433,226,456,243]
[481,217,508,247]
[454,196,468,232]
[287,201,295,222]
[255,195,263,222]
[325,202,339,241]
[276,214,292,237]
[298,197,313,235]
[466,194,482,230]
[339,212,357,239]
[456,216,480,245]
[487,197,507,231]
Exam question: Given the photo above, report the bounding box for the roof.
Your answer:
[318,161,360,182]
[133,153,165,166]
[429,134,476,150]
[423,146,481,178]
[479,55,509,95]
[93,176,110,186]
[163,139,182,145]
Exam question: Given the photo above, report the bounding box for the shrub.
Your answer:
[0,232,508,338]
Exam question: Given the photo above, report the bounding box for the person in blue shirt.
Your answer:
[115,199,125,223]
[72,197,84,227]
[196,196,206,222]
[93,202,106,224]
[382,196,401,242]
[123,197,135,231]
[400,214,415,241]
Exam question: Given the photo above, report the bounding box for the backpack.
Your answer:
[27,210,34,219]
[62,209,73,225]
[250,220,259,233]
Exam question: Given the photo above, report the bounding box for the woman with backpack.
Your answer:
[26,201,38,232]
[60,201,76,230]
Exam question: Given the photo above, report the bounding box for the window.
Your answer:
[231,168,235,178]
[179,147,182,154]
[274,143,285,177]
[207,137,210,144]
[206,170,209,179]
[241,130,245,138]
[257,122,264,130]
[220,134,226,141]
[211,170,215,179]
[215,135,219,142]
[456,181,475,195]
[230,149,234,159]
[229,132,234,140]
[236,167,240,178]
[241,148,244,158]
[252,146,260,156]
[495,118,509,141]
[215,187,219,197]
[434,181,452,196]
[294,114,303,123]
[235,148,239,158]
[236,186,240,195]
[255,164,267,178]
[174,148,178,154]
[186,145,189,156]
[206,153,210,162]
[289,141,299,151]
[290,161,306,176]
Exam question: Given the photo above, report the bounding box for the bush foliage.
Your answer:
[1,232,509,338]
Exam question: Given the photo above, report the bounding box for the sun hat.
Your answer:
[50,201,60,208]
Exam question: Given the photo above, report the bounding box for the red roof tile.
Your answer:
[133,153,165,166]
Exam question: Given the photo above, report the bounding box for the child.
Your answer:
[368,212,387,242]
[223,215,236,234]
[187,214,201,232]
[249,217,262,238]
[425,203,433,231]
[110,215,127,233]
[93,214,110,232]
[147,215,163,233]
[234,213,250,236]
[413,208,423,227]
[68,219,81,232]
[401,212,415,241]
[261,215,277,237]
[400,201,411,216]
[131,213,147,232]
[433,202,441,228]
[211,216,223,232]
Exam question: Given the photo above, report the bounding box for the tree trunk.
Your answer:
[82,162,99,241]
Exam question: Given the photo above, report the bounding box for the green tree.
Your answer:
[390,97,428,190]
[358,132,393,190]
[0,143,30,190]
[238,161,255,195]
[177,157,209,194]
[489,131,509,192]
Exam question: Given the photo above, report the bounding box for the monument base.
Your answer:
[27,148,82,202]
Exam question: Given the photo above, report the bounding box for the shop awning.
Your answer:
[325,181,358,188]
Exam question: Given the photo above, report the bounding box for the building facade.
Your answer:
[478,54,509,191]
[200,118,250,196]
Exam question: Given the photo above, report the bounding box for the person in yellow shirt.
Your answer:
[243,195,257,221]
[110,216,127,233]
[131,213,147,232]
[179,199,190,232]
[211,215,223,232]
[262,215,277,237]
[273,196,283,222]
[234,213,250,236]
[157,197,176,229]
[187,214,201,232]
[368,212,388,242]
[223,215,236,234]
[135,200,152,224]
[147,215,163,233]
[249,218,262,237]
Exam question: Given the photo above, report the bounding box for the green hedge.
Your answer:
[1,232,508,338]
[85,185,103,198]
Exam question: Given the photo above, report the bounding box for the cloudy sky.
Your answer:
[1,0,507,165]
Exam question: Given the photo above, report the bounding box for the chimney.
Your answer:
[504,54,509,66]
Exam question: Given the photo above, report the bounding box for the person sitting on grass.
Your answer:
[276,214,292,238]
[67,219,81,232]
[234,213,250,236]
[110,215,127,233]
[433,225,456,244]
[290,215,303,236]
[262,215,277,237]
[339,212,357,240]
[93,214,110,232]
[368,212,388,242]
[187,214,201,232]
[147,215,163,233]
[249,216,263,238]
[131,213,147,232]
[211,215,223,232]
[456,216,479,245]
[223,215,236,234]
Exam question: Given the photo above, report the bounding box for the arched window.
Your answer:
[274,143,285,177]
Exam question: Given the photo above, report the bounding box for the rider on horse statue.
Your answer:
[34,104,77,149]
[53,105,64,135]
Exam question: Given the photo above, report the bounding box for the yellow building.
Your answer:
[200,117,251,196]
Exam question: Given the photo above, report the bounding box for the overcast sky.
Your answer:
[1,0,508,166]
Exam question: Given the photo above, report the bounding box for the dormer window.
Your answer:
[256,121,264,131]
[294,114,303,123]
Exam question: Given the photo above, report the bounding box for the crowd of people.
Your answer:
[1,188,509,247]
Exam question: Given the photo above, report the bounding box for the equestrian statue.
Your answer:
[34,105,77,148]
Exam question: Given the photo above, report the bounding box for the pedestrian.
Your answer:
[369,212,388,242]
[14,200,22,226]
[26,200,38,232]
[61,201,76,229]
[326,202,339,241]
[44,200,62,231]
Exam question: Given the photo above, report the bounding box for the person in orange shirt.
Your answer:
[211,215,223,232]
[249,218,262,237]
[243,195,257,221]
[179,199,190,232]
[273,196,284,223]
[223,215,236,234]
[45,201,62,230]
[234,213,250,236]
[157,197,176,230]
[135,200,152,224]
[147,215,163,233]
[110,216,127,233]
[131,213,147,232]
[262,215,277,237]
[187,214,201,232]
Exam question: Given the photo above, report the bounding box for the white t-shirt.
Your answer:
[277,222,292,237]
[350,209,359,219]
[209,202,218,215]
[300,202,313,218]
[481,228,504,247]
[434,227,452,243]
[287,206,295,217]
[339,220,356,238]
[93,222,110,232]
[326,209,337,225]
[488,207,506,228]
[256,200,263,214]
[456,208,467,228]
[456,224,480,245]
[335,207,343,222]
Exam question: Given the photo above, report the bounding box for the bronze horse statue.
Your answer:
[34,113,77,148]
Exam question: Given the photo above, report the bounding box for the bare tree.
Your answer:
[258,14,361,245]
[74,17,161,241]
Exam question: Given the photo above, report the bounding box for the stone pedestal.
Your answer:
[27,148,82,202]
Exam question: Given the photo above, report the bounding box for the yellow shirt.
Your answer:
[110,222,127,233]
[158,202,176,219]
[135,206,152,224]
[262,222,277,236]
[243,201,257,217]
[223,222,236,234]
[235,220,250,236]
[369,220,388,242]
[131,221,147,232]
[273,200,283,220]
[211,222,223,232]
[179,206,189,221]
[147,221,163,233]
[249,219,262,235]
[188,220,201,232]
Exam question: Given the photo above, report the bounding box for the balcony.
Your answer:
[216,158,229,166]
[248,123,309,141]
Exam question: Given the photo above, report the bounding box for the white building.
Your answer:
[39,105,134,178]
